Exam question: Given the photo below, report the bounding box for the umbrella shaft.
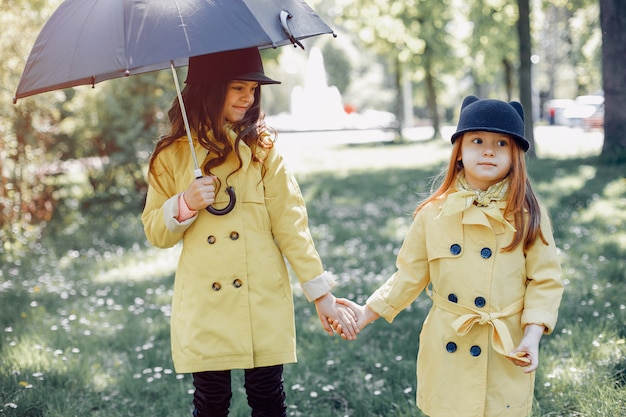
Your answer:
[170,61,202,178]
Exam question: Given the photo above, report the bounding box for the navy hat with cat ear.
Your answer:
[451,95,529,152]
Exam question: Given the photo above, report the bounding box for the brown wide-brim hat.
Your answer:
[185,47,280,85]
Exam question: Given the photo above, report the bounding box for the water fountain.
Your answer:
[267,46,397,132]
[288,47,347,130]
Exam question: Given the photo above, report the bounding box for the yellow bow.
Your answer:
[431,291,529,363]
[437,174,516,232]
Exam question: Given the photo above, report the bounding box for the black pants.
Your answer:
[192,365,287,417]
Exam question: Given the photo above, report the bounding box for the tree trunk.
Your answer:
[517,0,535,157]
[393,54,405,142]
[424,47,441,140]
[600,0,626,163]
[503,58,513,102]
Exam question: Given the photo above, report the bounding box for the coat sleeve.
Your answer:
[367,209,431,322]
[141,147,197,249]
[521,205,564,334]
[262,146,336,301]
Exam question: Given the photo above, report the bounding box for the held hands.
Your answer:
[183,176,217,211]
[329,298,380,340]
[314,293,359,340]
[509,324,545,373]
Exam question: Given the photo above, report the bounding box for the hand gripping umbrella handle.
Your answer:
[172,61,236,216]
[204,185,236,216]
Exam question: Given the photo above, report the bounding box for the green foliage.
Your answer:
[1,0,64,261]
[1,139,624,416]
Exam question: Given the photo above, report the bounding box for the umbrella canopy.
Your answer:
[14,0,334,101]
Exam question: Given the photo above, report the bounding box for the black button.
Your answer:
[448,293,458,303]
[233,279,243,288]
[211,282,221,291]
[480,247,492,259]
[207,235,216,244]
[470,345,482,357]
[450,244,462,255]
[230,231,239,240]
[446,342,457,353]
[474,296,486,308]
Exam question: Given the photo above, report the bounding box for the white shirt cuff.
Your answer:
[301,271,337,302]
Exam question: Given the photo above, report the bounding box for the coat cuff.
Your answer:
[164,193,197,233]
[521,308,558,334]
[366,293,401,323]
[301,271,337,302]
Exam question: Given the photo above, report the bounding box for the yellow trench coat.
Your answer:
[142,132,336,373]
[367,191,563,417]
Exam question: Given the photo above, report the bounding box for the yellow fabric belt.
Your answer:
[430,290,529,363]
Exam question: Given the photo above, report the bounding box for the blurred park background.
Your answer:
[1,0,625,416]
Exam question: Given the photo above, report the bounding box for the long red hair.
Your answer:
[415,135,546,252]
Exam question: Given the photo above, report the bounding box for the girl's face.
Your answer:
[223,80,258,123]
[459,131,513,190]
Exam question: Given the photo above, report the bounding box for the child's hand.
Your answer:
[329,298,380,339]
[509,324,545,373]
[183,176,216,211]
[314,293,359,340]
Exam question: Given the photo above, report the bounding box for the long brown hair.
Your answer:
[148,80,266,189]
[415,135,547,252]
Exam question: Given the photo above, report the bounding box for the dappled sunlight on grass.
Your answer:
[536,325,626,416]
[94,245,180,283]
[1,225,192,415]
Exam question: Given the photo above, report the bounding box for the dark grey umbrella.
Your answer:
[14,0,334,214]
[14,0,334,100]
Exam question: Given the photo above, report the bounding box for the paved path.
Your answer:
[275,125,604,175]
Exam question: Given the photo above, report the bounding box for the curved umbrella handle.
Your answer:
[280,10,304,49]
[205,186,236,216]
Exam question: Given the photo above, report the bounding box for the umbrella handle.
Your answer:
[205,186,236,216]
[280,10,304,49]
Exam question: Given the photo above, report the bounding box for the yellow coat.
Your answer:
[142,132,335,373]
[367,191,563,417]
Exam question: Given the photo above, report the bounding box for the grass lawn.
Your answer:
[1,130,624,416]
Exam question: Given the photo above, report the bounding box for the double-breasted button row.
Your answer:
[449,243,493,259]
[447,293,487,308]
[207,231,240,244]
[445,342,482,357]
[211,279,245,291]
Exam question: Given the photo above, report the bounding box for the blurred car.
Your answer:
[543,99,575,125]
[563,95,604,129]
[583,107,604,130]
